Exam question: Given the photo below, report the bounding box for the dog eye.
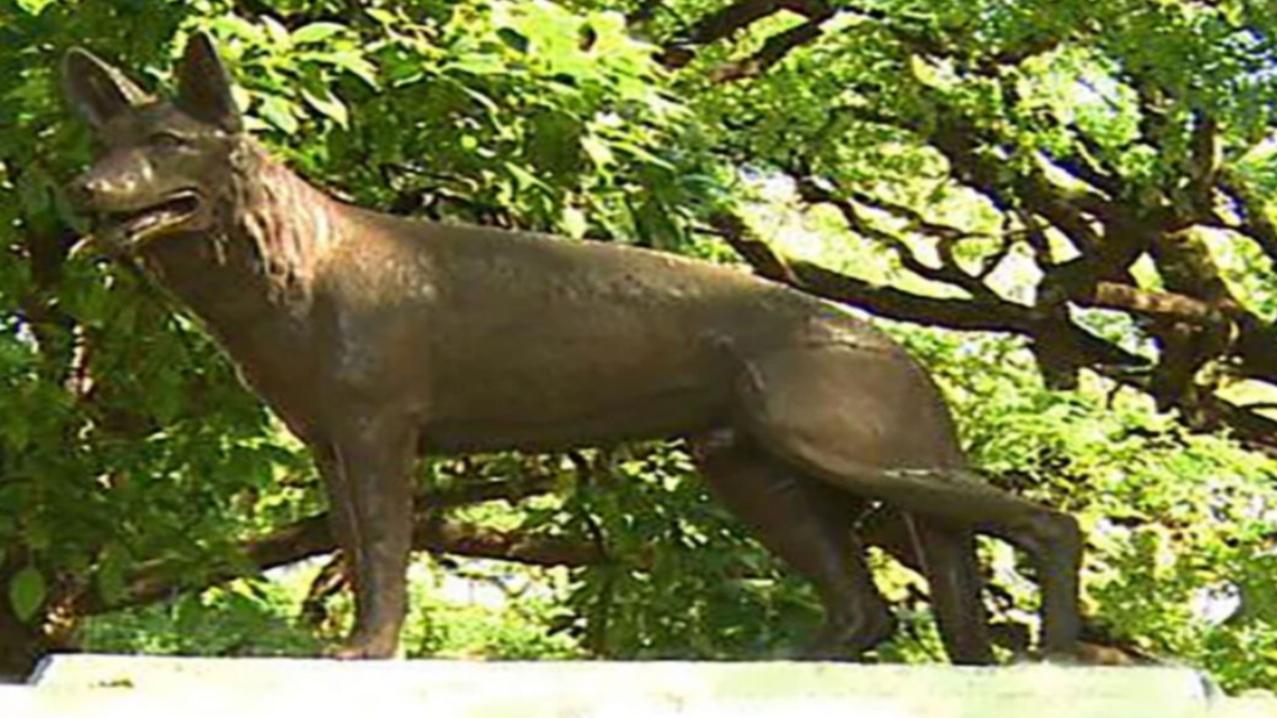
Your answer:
[149,132,188,149]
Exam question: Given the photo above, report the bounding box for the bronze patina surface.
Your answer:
[62,33,1081,663]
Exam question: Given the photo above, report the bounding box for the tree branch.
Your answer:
[659,0,790,68]
[1075,282,1225,326]
[625,0,666,26]
[707,210,1145,371]
[708,211,1028,332]
[67,476,565,615]
[658,0,833,69]
[708,13,833,82]
[793,177,1003,302]
[1218,168,1277,265]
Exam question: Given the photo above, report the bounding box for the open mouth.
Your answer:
[100,191,202,247]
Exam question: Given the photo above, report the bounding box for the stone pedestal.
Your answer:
[0,654,1270,717]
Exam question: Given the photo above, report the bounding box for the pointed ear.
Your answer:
[62,48,151,129]
[175,31,242,133]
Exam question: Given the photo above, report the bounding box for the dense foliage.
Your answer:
[2,0,1275,693]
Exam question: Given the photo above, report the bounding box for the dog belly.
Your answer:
[422,370,728,453]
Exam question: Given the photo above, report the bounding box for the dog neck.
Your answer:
[139,139,342,326]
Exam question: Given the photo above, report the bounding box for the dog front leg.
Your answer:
[315,415,417,659]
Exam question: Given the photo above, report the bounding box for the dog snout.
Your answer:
[68,173,139,212]
[68,175,109,211]
[67,175,94,210]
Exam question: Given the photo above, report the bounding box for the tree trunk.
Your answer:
[0,595,42,681]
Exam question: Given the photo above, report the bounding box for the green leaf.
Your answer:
[6,412,29,452]
[9,566,46,622]
[208,16,268,45]
[504,162,550,192]
[15,0,53,15]
[262,15,291,48]
[455,83,499,116]
[96,545,128,605]
[526,110,583,176]
[328,51,379,88]
[17,171,50,217]
[301,87,349,129]
[230,85,253,116]
[292,22,347,45]
[448,52,506,76]
[366,8,397,26]
[610,140,674,170]
[497,28,530,54]
[562,206,587,239]
[581,134,614,168]
[24,521,51,552]
[258,95,299,134]
[633,196,682,249]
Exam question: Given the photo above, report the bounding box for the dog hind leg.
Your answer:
[690,429,895,659]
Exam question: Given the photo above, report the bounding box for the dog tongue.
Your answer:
[127,210,163,233]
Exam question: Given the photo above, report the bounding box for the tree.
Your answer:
[1,0,1275,692]
[645,0,1277,446]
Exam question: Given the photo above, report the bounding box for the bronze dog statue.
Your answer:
[62,32,1081,662]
